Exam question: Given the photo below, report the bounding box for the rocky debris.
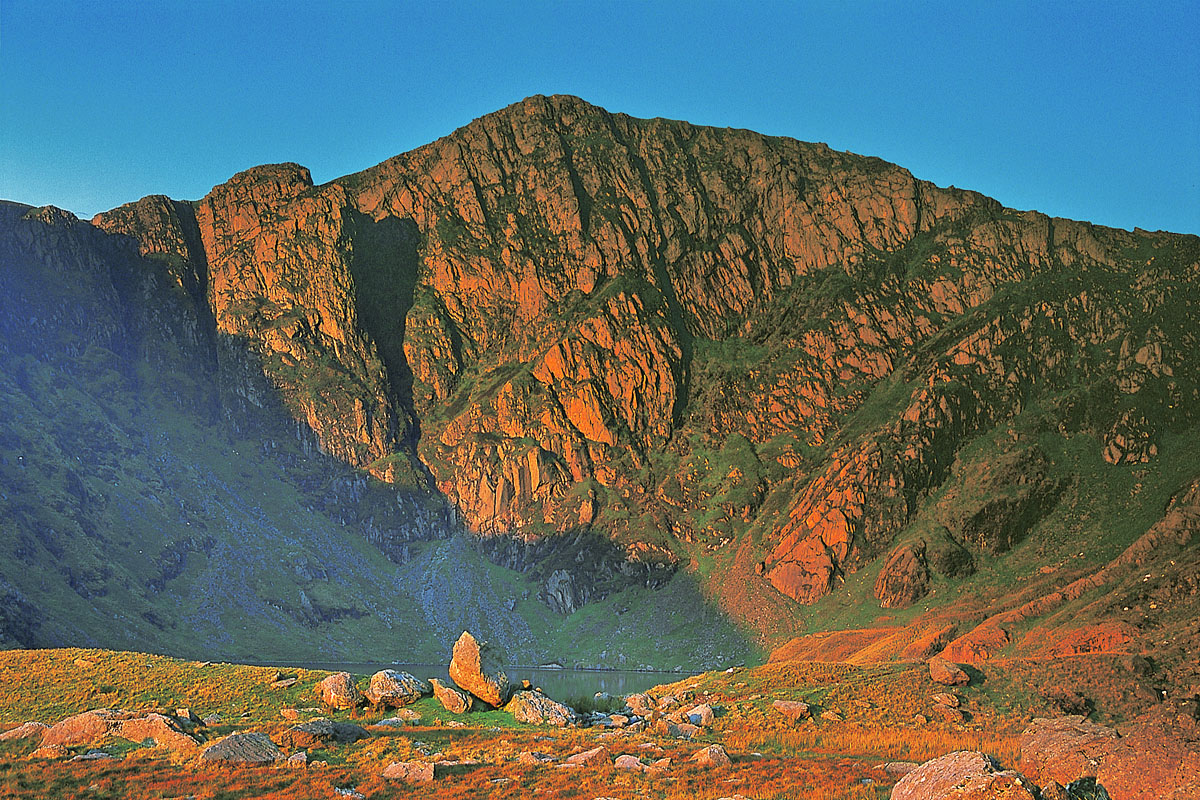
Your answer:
[929,656,970,686]
[365,670,430,708]
[874,542,931,608]
[449,631,510,707]
[0,722,47,741]
[772,700,811,723]
[317,672,363,710]
[686,703,715,726]
[691,744,731,767]
[517,750,556,765]
[892,751,1036,800]
[504,690,575,727]
[274,718,370,749]
[382,760,435,782]
[625,693,655,717]
[29,744,71,759]
[200,732,285,764]
[566,746,608,766]
[429,678,473,714]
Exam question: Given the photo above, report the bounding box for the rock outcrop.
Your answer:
[892,751,1036,800]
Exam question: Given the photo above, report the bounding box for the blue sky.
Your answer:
[1,1,1197,233]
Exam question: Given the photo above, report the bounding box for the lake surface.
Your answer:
[278,662,675,703]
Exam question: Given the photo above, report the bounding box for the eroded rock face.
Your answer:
[874,542,930,608]
[449,631,511,707]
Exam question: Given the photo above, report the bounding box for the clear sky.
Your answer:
[1,1,1197,233]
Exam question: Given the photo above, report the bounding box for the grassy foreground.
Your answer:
[0,647,1157,799]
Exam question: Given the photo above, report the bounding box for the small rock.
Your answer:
[71,750,117,761]
[280,708,301,721]
[772,699,810,723]
[820,710,843,722]
[691,744,731,767]
[175,708,203,725]
[517,750,556,765]
[881,761,920,777]
[287,751,308,769]
[566,746,608,766]
[931,693,960,708]
[271,677,298,689]
[625,693,655,716]
[317,672,363,710]
[1040,781,1069,800]
[686,703,715,726]
[382,760,434,782]
[928,657,970,686]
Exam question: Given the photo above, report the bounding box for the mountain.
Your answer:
[2,96,1197,679]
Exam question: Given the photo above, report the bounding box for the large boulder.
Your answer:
[503,690,575,727]
[448,631,510,707]
[429,678,473,714]
[200,732,284,764]
[274,718,370,749]
[1020,712,1200,800]
[892,751,1036,800]
[317,672,363,710]
[365,670,429,708]
[40,709,198,752]
[929,656,970,686]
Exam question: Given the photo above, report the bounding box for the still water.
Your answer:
[284,662,674,703]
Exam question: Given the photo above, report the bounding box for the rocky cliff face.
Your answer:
[30,94,1200,657]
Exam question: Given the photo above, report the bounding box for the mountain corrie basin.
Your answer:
[1,646,1196,799]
